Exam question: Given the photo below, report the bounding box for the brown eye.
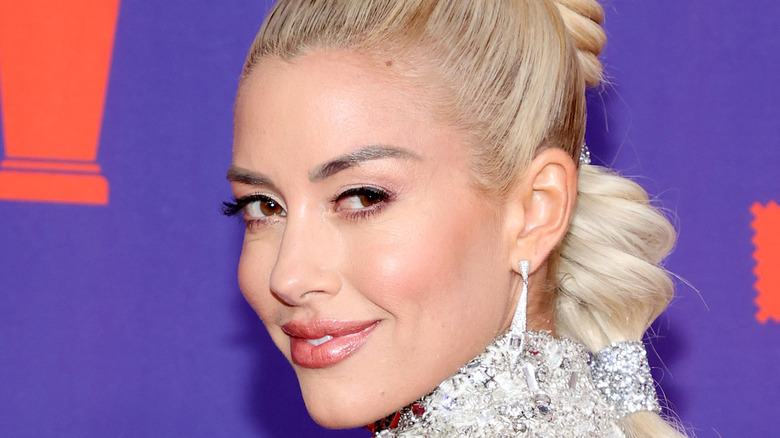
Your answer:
[260,199,284,216]
[336,187,390,210]
[355,191,383,207]
[246,196,286,218]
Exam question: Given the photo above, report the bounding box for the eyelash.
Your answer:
[222,186,393,227]
[222,193,285,228]
[332,186,393,220]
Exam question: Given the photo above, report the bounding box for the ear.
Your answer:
[505,148,578,273]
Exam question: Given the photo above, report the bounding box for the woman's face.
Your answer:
[230,50,519,428]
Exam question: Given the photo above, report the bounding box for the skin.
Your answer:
[230,50,577,428]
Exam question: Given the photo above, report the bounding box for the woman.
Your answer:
[224,1,686,436]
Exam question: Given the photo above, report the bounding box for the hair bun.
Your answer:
[554,0,606,86]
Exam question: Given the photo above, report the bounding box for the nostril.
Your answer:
[269,252,342,306]
[271,288,299,307]
[270,266,342,306]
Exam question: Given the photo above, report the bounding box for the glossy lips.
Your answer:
[282,319,380,369]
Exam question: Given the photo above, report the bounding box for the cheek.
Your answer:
[344,208,505,323]
[237,238,277,320]
[340,205,511,395]
[342,226,441,306]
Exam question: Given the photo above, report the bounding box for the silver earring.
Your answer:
[510,260,530,338]
[579,142,592,165]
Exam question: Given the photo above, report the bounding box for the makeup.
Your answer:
[282,319,380,369]
[232,51,515,428]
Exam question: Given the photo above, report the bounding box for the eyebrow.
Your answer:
[226,145,420,187]
[226,166,276,188]
[308,145,420,182]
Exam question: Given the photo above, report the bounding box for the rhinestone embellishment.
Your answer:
[589,341,660,418]
[372,331,628,438]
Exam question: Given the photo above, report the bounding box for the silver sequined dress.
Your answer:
[373,330,626,438]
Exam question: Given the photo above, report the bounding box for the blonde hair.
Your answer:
[244,1,686,436]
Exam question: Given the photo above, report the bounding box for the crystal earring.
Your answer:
[510,260,530,338]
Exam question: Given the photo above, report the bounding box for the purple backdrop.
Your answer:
[1,1,777,436]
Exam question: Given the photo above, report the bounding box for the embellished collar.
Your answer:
[367,330,632,437]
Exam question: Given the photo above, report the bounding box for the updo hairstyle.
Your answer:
[242,1,686,436]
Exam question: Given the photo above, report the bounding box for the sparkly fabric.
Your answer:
[579,143,592,165]
[589,341,660,418]
[373,330,627,438]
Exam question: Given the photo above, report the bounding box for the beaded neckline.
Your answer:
[367,330,628,438]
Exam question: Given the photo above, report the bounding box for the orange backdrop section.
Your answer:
[752,201,780,323]
[0,0,120,204]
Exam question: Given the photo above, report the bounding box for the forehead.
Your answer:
[232,50,457,168]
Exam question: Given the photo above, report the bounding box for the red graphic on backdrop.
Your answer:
[752,201,780,323]
[0,0,121,205]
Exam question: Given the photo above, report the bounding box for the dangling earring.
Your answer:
[510,260,531,339]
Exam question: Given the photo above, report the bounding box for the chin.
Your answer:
[304,399,380,430]
[309,413,366,430]
[298,379,400,430]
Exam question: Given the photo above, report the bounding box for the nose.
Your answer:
[269,212,342,306]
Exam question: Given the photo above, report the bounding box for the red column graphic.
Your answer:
[0,0,120,205]
[752,201,780,323]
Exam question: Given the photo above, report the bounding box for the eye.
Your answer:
[245,196,286,218]
[334,187,391,215]
[222,194,286,222]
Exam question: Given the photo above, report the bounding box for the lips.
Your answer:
[282,319,379,369]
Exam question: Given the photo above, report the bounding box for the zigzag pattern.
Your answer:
[751,201,780,323]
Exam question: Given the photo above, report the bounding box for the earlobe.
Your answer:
[506,148,578,272]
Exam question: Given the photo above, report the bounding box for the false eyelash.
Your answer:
[331,186,392,204]
[222,193,280,217]
[222,198,242,217]
[332,186,394,221]
[222,198,244,217]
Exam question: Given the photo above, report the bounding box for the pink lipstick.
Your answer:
[282,319,379,369]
